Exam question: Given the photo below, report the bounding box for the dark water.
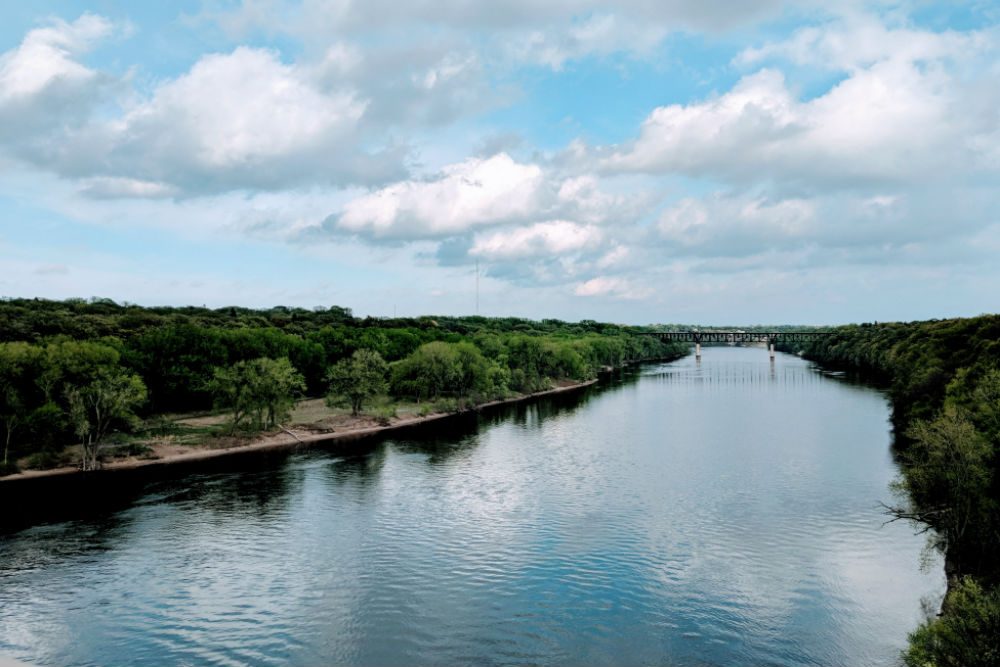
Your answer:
[0,348,943,666]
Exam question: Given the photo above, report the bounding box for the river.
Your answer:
[0,347,944,666]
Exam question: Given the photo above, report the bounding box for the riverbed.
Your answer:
[0,348,944,666]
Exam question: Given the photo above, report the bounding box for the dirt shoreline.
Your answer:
[0,379,599,484]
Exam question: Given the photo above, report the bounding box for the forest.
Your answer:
[784,315,1000,666]
[0,297,686,474]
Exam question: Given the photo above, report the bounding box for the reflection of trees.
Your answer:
[321,444,389,489]
[181,464,295,523]
[0,450,301,536]
[487,384,597,430]
[390,415,481,466]
[0,498,136,573]
[388,386,597,465]
[1,472,147,536]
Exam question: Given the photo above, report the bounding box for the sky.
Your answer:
[0,1,998,325]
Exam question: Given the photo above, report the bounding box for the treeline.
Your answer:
[0,298,686,473]
[785,315,1000,666]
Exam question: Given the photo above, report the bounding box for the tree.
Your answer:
[326,349,388,415]
[903,577,1000,667]
[66,368,147,471]
[390,342,461,402]
[0,342,42,468]
[209,357,305,433]
[888,410,997,577]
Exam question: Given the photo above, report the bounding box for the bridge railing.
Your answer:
[640,331,833,343]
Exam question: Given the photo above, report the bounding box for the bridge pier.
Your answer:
[695,342,701,361]
[769,342,775,361]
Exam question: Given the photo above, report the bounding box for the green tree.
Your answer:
[210,357,305,433]
[326,349,388,415]
[66,368,147,471]
[0,342,42,468]
[889,411,997,577]
[945,367,1000,443]
[390,342,461,402]
[903,577,1000,667]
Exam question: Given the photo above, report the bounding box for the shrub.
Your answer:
[904,577,1000,667]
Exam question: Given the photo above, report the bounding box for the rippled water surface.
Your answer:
[0,348,944,666]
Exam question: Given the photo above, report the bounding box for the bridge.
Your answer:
[640,331,833,361]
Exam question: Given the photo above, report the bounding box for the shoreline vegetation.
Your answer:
[782,314,1000,666]
[0,378,599,483]
[0,297,687,480]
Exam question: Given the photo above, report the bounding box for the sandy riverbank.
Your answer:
[0,379,598,483]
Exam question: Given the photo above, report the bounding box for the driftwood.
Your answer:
[278,425,304,447]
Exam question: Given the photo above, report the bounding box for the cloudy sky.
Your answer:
[1,1,998,324]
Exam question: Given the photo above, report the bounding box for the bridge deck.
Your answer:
[641,331,832,343]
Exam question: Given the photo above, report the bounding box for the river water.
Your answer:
[0,348,944,666]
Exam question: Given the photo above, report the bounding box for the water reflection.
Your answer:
[0,348,943,667]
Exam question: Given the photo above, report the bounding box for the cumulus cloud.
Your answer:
[0,14,119,142]
[512,13,668,70]
[0,18,405,195]
[470,220,603,259]
[331,153,545,238]
[78,177,178,199]
[603,63,980,187]
[735,13,991,71]
[600,14,1000,191]
[0,13,112,100]
[99,46,383,192]
[574,276,651,300]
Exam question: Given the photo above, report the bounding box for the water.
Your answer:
[0,348,944,666]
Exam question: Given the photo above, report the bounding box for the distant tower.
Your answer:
[475,259,480,315]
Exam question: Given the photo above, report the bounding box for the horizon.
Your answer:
[4,294,982,329]
[2,1,999,325]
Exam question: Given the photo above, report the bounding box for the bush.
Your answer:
[370,405,396,426]
[25,450,64,470]
[904,577,1000,667]
[431,398,459,413]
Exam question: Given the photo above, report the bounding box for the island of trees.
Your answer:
[0,297,685,474]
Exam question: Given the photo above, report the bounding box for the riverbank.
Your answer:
[0,379,598,484]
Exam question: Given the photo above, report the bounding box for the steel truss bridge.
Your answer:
[641,330,833,360]
[641,331,832,344]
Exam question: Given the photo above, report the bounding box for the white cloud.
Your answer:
[574,276,651,300]
[333,153,545,238]
[470,220,602,259]
[602,63,970,186]
[735,14,991,71]
[0,14,113,101]
[0,14,121,151]
[79,177,178,199]
[0,26,403,195]
[101,46,373,191]
[596,245,630,268]
[206,0,789,39]
[514,13,667,70]
[658,195,816,250]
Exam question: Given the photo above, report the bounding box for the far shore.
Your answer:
[0,379,599,484]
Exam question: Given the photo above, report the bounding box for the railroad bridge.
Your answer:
[641,331,833,361]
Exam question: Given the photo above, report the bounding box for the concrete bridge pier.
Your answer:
[695,342,701,361]
[769,343,775,361]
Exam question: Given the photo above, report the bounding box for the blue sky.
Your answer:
[1,1,998,324]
